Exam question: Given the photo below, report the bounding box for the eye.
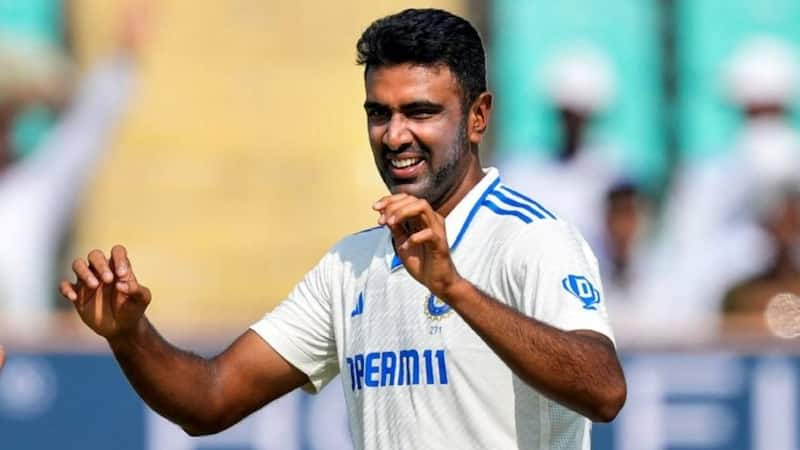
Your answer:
[409,111,434,119]
[405,106,441,120]
[366,108,390,123]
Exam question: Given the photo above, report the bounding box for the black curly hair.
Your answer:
[356,8,487,111]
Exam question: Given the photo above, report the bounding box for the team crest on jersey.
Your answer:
[424,294,454,320]
[562,274,601,310]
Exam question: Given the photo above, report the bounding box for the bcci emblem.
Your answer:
[424,294,454,320]
[562,274,601,310]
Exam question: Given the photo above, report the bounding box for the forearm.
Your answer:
[107,317,222,432]
[442,278,626,422]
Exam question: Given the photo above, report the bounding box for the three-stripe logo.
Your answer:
[351,292,364,317]
[481,185,557,224]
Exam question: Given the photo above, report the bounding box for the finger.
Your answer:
[116,278,151,305]
[386,199,437,229]
[380,196,419,226]
[110,244,131,278]
[404,228,438,247]
[59,280,78,302]
[0,345,5,370]
[373,193,409,211]
[72,258,99,289]
[387,220,411,244]
[88,249,113,283]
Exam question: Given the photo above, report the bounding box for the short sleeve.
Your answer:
[512,222,616,344]
[250,252,339,393]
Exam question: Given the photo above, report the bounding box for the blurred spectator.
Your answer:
[497,45,624,243]
[722,186,800,334]
[592,181,679,343]
[0,0,72,159]
[596,182,649,307]
[659,36,800,337]
[0,33,72,163]
[0,5,145,340]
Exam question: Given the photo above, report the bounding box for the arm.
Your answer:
[60,245,308,435]
[438,280,624,422]
[374,194,627,422]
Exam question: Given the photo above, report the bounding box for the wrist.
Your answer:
[438,276,474,307]
[107,316,149,350]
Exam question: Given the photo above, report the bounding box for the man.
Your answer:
[497,45,624,245]
[1,3,142,340]
[657,36,799,339]
[60,9,625,449]
[722,186,800,335]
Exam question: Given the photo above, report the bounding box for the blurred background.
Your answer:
[1,0,800,449]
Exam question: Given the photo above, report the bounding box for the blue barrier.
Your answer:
[1,351,798,449]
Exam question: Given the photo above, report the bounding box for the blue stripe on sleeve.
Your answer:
[481,199,533,224]
[498,185,557,219]
[488,189,546,219]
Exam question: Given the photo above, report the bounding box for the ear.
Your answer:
[468,92,493,145]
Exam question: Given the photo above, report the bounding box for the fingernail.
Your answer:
[117,265,127,276]
[69,292,77,301]
[104,271,113,282]
[388,216,395,225]
[88,276,99,287]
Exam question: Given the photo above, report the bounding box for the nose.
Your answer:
[382,114,413,151]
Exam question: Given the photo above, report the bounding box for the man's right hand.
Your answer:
[60,245,151,340]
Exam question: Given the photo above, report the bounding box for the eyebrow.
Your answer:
[363,100,444,112]
[363,101,387,111]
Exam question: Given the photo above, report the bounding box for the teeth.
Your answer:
[391,158,420,168]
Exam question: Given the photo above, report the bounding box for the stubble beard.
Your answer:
[380,116,471,209]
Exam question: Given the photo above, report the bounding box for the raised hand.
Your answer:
[373,194,462,298]
[60,245,151,339]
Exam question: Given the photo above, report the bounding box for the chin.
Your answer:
[390,183,425,198]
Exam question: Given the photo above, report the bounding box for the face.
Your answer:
[606,192,644,256]
[364,63,480,210]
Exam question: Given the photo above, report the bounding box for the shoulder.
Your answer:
[480,181,571,244]
[481,182,559,227]
[506,218,589,265]
[326,225,387,264]
[481,182,592,264]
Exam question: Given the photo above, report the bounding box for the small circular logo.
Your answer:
[424,294,454,320]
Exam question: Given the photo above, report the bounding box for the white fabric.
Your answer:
[654,117,800,338]
[0,57,135,339]
[542,45,617,114]
[251,168,614,450]
[496,148,622,247]
[724,36,799,106]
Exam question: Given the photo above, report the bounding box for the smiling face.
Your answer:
[364,63,487,214]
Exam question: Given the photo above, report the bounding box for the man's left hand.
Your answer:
[373,194,462,299]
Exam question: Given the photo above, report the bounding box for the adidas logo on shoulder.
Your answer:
[351,292,365,317]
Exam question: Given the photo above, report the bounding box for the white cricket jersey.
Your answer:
[251,167,614,450]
